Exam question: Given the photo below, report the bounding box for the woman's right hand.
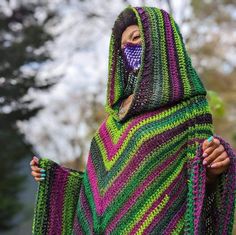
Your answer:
[30,156,46,182]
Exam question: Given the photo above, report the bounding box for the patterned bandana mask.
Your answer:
[122,43,142,72]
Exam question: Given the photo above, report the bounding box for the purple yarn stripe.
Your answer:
[102,118,190,207]
[105,141,187,233]
[162,10,181,102]
[48,166,69,235]
[73,214,84,234]
[99,108,163,159]
[79,184,94,233]
[214,136,236,234]
[193,145,206,235]
[87,153,103,215]
[88,107,181,216]
[163,201,186,234]
[100,113,212,209]
[109,50,117,105]
[143,171,186,233]
[188,134,236,234]
[131,168,186,234]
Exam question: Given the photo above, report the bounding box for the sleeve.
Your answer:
[184,113,236,234]
[32,158,84,235]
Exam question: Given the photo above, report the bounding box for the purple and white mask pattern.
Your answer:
[122,43,142,72]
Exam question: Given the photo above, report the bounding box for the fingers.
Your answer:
[31,165,42,173]
[31,170,42,178]
[33,156,39,164]
[202,137,220,156]
[32,169,46,182]
[210,157,230,169]
[30,159,37,167]
[30,156,39,165]
[202,137,221,159]
[31,170,46,182]
[35,176,45,182]
[30,156,46,182]
[207,151,228,167]
[202,137,231,175]
[203,144,225,166]
[202,136,215,151]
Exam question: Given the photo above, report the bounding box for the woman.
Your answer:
[30,6,236,234]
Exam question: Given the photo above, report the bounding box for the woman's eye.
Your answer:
[133,35,140,40]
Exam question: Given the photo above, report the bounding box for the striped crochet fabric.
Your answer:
[32,159,84,234]
[32,6,236,235]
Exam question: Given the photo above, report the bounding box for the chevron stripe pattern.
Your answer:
[32,5,236,235]
[75,96,212,234]
[32,95,236,234]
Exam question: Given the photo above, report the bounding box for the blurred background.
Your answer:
[0,0,235,234]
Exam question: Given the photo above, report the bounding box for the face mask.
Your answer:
[122,43,142,72]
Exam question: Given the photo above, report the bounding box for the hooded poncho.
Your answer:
[32,6,236,235]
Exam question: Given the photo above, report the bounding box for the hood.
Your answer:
[105,6,207,122]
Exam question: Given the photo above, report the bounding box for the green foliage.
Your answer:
[207,90,225,118]
[188,0,236,150]
[232,133,236,147]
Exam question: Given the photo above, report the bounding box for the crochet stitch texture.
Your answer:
[32,6,236,235]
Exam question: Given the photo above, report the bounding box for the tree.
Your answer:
[187,0,236,146]
[0,2,54,231]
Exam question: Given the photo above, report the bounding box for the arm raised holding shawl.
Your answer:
[185,104,236,235]
[30,156,84,235]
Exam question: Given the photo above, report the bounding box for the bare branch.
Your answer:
[166,0,173,15]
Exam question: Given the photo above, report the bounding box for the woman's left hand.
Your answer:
[202,136,230,180]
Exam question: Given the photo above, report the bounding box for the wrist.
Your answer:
[206,170,218,184]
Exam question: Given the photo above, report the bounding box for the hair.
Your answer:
[112,8,138,49]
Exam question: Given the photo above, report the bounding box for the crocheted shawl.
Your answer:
[32,6,236,235]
